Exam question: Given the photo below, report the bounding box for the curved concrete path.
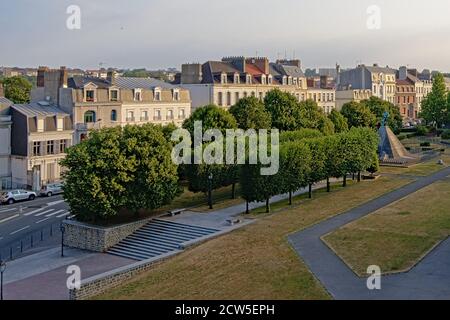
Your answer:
[288,166,450,300]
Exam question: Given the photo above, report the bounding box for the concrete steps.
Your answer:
[107,219,219,261]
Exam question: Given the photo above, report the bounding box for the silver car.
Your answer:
[0,190,37,205]
[39,183,64,197]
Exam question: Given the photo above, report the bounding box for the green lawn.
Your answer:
[323,177,450,276]
[95,176,412,300]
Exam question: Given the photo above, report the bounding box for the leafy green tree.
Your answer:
[362,96,402,133]
[183,104,237,135]
[420,73,448,128]
[304,137,327,198]
[328,109,349,133]
[341,101,376,129]
[318,116,335,135]
[61,125,179,222]
[1,76,32,103]
[279,141,311,205]
[298,99,324,129]
[264,89,302,131]
[229,96,272,130]
[279,128,322,143]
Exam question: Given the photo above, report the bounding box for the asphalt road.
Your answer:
[0,195,72,258]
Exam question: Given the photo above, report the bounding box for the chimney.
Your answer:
[320,75,328,89]
[107,70,117,85]
[181,63,203,84]
[399,66,408,80]
[37,66,49,87]
[59,66,68,88]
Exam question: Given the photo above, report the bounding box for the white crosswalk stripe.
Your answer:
[34,209,55,217]
[45,209,65,217]
[56,211,70,218]
[0,207,18,213]
[24,207,46,216]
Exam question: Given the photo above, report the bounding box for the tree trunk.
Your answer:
[266,198,270,213]
[327,177,330,192]
[231,183,236,199]
[357,171,361,182]
[352,173,355,180]
[289,191,292,205]
[343,174,347,187]
[246,200,249,214]
[308,183,312,199]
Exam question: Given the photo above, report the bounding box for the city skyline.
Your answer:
[1,0,450,71]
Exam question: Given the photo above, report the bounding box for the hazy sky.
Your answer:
[1,0,450,71]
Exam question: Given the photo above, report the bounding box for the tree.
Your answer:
[304,137,327,198]
[264,89,302,131]
[318,116,335,136]
[1,76,32,103]
[341,101,376,128]
[182,104,237,135]
[420,73,448,128]
[229,96,272,130]
[280,128,322,143]
[61,125,180,222]
[328,109,349,133]
[279,141,311,205]
[362,96,402,133]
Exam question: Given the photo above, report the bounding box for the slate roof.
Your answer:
[68,75,111,89]
[364,65,397,74]
[0,97,13,106]
[11,103,69,118]
[115,77,176,90]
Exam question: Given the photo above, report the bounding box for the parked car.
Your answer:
[0,190,37,205]
[39,183,64,197]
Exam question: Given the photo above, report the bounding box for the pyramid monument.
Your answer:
[378,112,418,164]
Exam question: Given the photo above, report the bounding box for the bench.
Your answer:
[168,208,185,217]
[226,218,241,226]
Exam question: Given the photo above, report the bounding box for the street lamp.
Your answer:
[60,224,66,258]
[0,260,6,300]
[208,173,213,210]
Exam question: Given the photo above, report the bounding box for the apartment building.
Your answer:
[335,89,372,111]
[10,102,73,190]
[0,84,13,190]
[32,67,191,144]
[337,64,397,104]
[178,56,311,110]
[306,77,336,114]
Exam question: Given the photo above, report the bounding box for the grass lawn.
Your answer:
[323,177,450,277]
[95,176,412,300]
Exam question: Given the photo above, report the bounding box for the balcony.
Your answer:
[140,116,149,122]
[153,116,162,121]
[126,117,136,122]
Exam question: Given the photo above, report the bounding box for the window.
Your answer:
[268,75,273,84]
[173,90,180,101]
[110,90,119,101]
[33,142,41,156]
[84,111,96,123]
[235,92,240,103]
[134,89,142,101]
[141,110,148,121]
[60,140,67,153]
[154,109,161,120]
[46,140,54,155]
[261,75,266,85]
[226,92,231,106]
[243,92,248,98]
[234,74,240,84]
[126,110,135,122]
[218,92,223,106]
[221,74,227,84]
[246,75,252,84]
[111,110,117,121]
[154,89,161,101]
[86,90,95,102]
[56,118,64,131]
[37,119,44,132]
[259,92,264,100]
[179,109,185,119]
[167,110,174,120]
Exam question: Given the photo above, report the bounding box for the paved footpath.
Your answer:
[289,166,450,300]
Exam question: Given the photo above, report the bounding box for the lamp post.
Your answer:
[60,224,66,258]
[0,260,6,300]
[208,173,213,210]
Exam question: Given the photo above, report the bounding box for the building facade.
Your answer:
[335,89,372,111]
[32,67,191,144]
[10,103,73,190]
[0,85,13,190]
[178,56,335,112]
[337,64,397,104]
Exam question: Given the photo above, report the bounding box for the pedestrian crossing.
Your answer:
[0,206,74,224]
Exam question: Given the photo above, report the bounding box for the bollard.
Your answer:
[31,235,34,248]
[41,230,43,241]
[50,225,53,236]
[20,241,23,253]
[9,248,12,260]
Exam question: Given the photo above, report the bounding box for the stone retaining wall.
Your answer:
[62,218,152,252]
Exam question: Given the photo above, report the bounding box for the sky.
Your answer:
[1,0,450,72]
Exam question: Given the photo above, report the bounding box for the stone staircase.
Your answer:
[107,219,220,261]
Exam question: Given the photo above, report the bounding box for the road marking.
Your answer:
[23,207,46,216]
[68,215,76,219]
[0,207,18,213]
[10,225,30,235]
[36,217,50,224]
[47,200,64,206]
[0,214,20,224]
[46,209,65,217]
[35,209,55,217]
[56,211,70,218]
